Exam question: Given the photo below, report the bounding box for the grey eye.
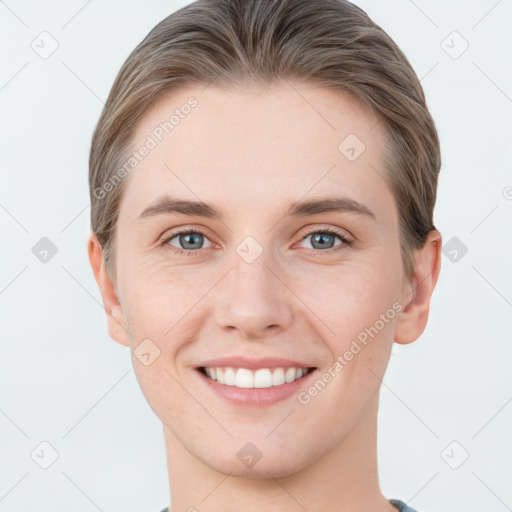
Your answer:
[167,231,213,251]
[302,231,343,250]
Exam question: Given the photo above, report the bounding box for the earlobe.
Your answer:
[394,230,442,345]
[87,232,130,347]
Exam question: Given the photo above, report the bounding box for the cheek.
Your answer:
[298,257,401,343]
[296,259,401,412]
[327,264,401,392]
[119,255,206,336]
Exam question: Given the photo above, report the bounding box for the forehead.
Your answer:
[121,81,395,224]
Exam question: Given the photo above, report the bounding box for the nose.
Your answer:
[212,251,294,340]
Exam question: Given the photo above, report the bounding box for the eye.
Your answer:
[162,229,214,255]
[298,227,352,255]
[160,225,352,257]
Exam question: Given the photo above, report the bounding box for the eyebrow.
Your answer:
[136,194,376,221]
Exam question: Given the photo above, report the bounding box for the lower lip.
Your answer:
[196,368,317,407]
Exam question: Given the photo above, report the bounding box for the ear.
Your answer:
[87,231,130,347]
[394,229,442,345]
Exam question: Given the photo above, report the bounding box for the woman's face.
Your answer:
[104,82,413,477]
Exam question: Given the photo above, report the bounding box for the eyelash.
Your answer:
[160,226,353,257]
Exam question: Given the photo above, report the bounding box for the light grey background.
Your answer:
[1,1,511,511]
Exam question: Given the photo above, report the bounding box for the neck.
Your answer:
[163,392,395,512]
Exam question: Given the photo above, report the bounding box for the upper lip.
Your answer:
[197,356,317,370]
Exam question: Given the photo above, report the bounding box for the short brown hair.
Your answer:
[89,0,440,282]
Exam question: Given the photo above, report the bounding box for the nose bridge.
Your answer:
[213,244,294,338]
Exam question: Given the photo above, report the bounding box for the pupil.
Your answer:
[182,233,202,249]
[313,233,333,249]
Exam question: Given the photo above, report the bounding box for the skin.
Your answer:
[88,81,442,512]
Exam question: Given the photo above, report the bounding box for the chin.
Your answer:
[209,457,305,479]
[200,442,310,479]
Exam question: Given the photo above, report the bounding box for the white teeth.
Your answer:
[254,369,272,388]
[224,367,236,386]
[285,367,296,383]
[203,366,310,388]
[235,368,254,388]
[272,367,285,386]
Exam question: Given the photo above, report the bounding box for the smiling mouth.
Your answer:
[198,366,316,389]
